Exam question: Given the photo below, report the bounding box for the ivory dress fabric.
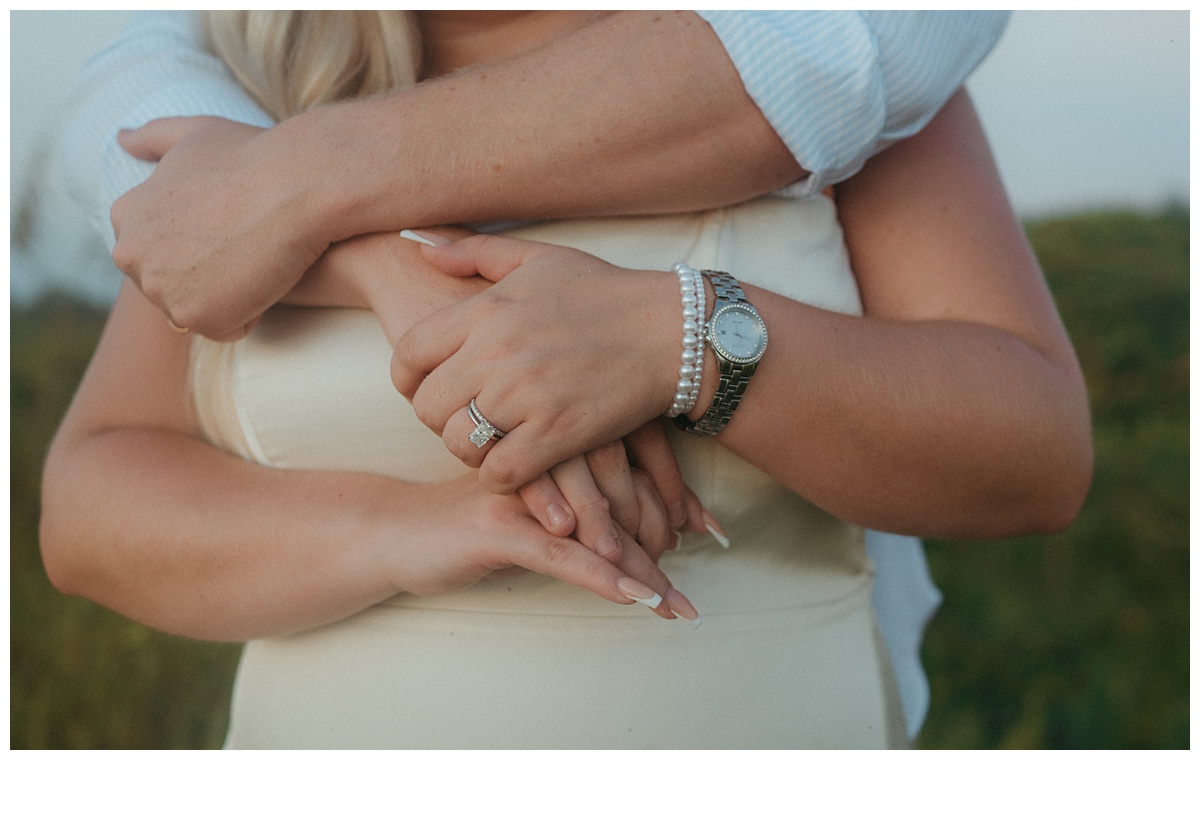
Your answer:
[192,195,907,748]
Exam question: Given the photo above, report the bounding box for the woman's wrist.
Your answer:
[667,270,718,423]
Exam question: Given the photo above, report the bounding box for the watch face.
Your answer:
[709,304,767,363]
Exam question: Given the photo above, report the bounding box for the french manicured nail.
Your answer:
[546,503,570,529]
[672,530,684,551]
[666,588,702,629]
[702,509,730,549]
[617,578,663,609]
[399,229,452,246]
[597,531,621,560]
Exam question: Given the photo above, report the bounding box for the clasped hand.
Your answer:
[392,233,683,495]
[300,229,705,620]
[112,116,326,340]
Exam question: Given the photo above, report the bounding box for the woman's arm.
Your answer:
[286,227,708,544]
[39,283,689,641]
[391,91,1093,539]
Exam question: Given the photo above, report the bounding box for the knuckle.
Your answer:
[481,452,523,494]
[110,240,135,277]
[586,440,628,474]
[540,535,585,576]
[575,495,611,521]
[389,355,417,399]
[411,393,442,432]
[473,291,511,322]
[518,475,554,509]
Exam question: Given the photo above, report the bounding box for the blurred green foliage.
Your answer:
[918,209,1189,748]
[10,210,1189,748]
[10,293,239,748]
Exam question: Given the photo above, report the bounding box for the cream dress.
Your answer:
[192,194,907,749]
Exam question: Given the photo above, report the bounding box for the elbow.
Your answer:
[1031,439,1094,535]
[997,423,1094,538]
[38,457,99,600]
[39,512,85,599]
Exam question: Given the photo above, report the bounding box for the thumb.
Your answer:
[117,117,200,162]
[413,232,545,283]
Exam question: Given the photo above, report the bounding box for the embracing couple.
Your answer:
[42,11,1090,748]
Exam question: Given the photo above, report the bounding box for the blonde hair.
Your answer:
[202,11,422,122]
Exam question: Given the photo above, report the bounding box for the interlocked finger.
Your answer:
[631,470,673,560]
[584,441,640,538]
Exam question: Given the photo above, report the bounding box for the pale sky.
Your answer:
[8,10,1192,302]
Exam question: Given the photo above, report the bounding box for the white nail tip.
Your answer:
[399,229,438,246]
[706,523,731,549]
[631,593,663,609]
[673,531,684,551]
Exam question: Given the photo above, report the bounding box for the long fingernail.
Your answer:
[617,578,663,608]
[399,229,452,246]
[546,503,570,529]
[597,531,621,560]
[702,509,730,549]
[666,588,702,629]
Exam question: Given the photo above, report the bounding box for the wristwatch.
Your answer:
[674,270,767,437]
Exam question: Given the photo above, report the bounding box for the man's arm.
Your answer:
[57,11,274,253]
[698,10,1010,194]
[65,11,1008,336]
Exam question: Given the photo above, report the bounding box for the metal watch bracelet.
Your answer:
[674,270,767,437]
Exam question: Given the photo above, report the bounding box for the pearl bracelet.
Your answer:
[665,261,706,418]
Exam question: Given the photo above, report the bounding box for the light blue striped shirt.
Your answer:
[699,11,1009,194]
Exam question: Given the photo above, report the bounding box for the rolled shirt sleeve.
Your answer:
[57,11,273,250]
[697,10,1011,195]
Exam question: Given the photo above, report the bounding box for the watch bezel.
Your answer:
[707,302,768,364]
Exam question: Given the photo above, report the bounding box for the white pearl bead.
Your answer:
[681,349,697,364]
[683,319,698,333]
[677,378,693,392]
[679,364,695,378]
[683,334,698,349]
[682,305,698,320]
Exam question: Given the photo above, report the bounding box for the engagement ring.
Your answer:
[467,398,506,448]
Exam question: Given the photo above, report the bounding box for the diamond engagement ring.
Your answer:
[467,398,506,448]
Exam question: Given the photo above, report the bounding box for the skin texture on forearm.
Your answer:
[684,92,1090,535]
[107,11,801,339]
[392,92,1093,538]
[704,299,1091,538]
[40,281,692,638]
[284,229,489,345]
[37,284,401,639]
[41,425,405,641]
[282,11,802,241]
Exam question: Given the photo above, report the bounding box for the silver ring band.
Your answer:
[467,398,506,448]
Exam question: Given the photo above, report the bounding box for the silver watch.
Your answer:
[674,270,767,437]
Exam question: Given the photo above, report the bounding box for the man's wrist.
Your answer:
[268,101,377,249]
